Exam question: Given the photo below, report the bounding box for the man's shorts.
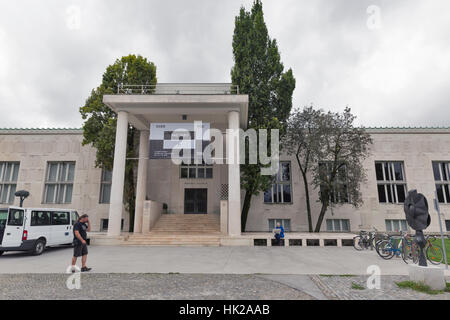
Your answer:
[73,244,88,257]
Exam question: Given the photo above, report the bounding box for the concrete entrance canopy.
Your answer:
[102,84,249,239]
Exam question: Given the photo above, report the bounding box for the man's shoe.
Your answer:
[81,267,92,272]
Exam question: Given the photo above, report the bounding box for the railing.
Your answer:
[116,83,239,95]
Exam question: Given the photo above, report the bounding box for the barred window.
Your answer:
[433,162,450,204]
[318,162,349,204]
[264,162,292,204]
[0,162,20,204]
[326,219,350,232]
[43,162,75,204]
[375,161,407,204]
[99,169,112,204]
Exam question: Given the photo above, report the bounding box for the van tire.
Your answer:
[0,251,4,256]
[31,239,46,256]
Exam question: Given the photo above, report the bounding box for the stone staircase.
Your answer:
[124,214,222,246]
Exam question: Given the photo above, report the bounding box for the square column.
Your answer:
[133,130,149,233]
[227,110,241,236]
[107,111,129,237]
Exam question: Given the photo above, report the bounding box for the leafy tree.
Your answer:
[284,106,324,232]
[79,54,157,232]
[312,108,372,232]
[231,0,296,231]
[285,106,372,232]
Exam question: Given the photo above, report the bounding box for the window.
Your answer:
[0,209,8,227]
[326,219,350,232]
[31,211,51,226]
[0,162,20,204]
[99,170,112,204]
[43,162,75,204]
[385,219,408,232]
[100,218,124,231]
[375,162,407,204]
[7,208,24,226]
[264,162,292,204]
[318,162,349,204]
[446,220,450,232]
[433,162,450,204]
[52,212,70,225]
[180,164,213,179]
[268,219,291,232]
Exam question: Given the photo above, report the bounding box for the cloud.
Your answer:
[0,0,449,128]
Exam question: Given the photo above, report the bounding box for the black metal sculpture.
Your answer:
[14,190,30,207]
[403,190,431,266]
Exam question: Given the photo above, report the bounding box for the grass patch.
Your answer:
[429,238,450,264]
[351,282,365,290]
[396,281,450,295]
[339,274,356,278]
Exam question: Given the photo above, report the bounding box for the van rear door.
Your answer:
[2,208,25,247]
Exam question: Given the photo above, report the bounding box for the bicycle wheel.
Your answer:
[353,236,364,251]
[426,245,444,265]
[401,241,413,264]
[376,240,394,260]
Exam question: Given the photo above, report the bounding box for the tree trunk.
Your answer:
[126,166,136,233]
[301,172,313,232]
[314,203,328,232]
[241,189,253,232]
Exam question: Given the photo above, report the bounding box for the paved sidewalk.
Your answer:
[2,245,449,275]
[1,274,448,300]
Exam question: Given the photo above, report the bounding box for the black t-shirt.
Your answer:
[73,221,88,242]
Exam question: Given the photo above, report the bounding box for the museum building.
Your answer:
[0,84,449,245]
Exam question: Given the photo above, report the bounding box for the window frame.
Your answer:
[318,161,350,204]
[385,219,408,232]
[326,219,351,232]
[268,219,291,232]
[433,161,450,204]
[180,164,213,180]
[0,162,20,204]
[264,161,293,204]
[99,169,112,204]
[43,161,75,204]
[375,161,407,204]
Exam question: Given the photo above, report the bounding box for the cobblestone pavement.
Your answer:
[1,274,449,300]
[312,275,450,300]
[0,274,315,300]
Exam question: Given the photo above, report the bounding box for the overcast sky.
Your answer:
[0,0,449,128]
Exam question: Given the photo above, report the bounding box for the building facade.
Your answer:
[1,127,450,235]
[1,87,449,236]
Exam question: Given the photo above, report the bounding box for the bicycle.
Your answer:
[376,232,409,260]
[425,235,444,265]
[353,229,377,251]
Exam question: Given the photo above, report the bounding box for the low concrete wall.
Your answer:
[142,200,164,234]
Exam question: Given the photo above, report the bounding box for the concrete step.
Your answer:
[128,213,221,246]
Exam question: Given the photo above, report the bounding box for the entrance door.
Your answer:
[184,189,207,214]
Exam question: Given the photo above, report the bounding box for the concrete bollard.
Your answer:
[408,265,446,291]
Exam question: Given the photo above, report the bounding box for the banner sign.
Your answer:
[149,123,210,159]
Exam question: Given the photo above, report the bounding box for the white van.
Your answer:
[0,207,80,256]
